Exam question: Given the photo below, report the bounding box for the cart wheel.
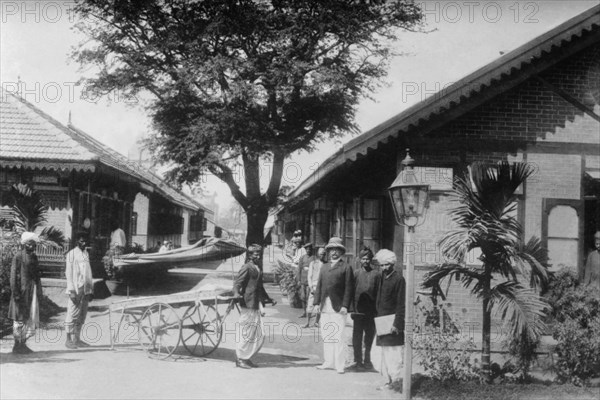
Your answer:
[138,302,182,359]
[180,302,223,357]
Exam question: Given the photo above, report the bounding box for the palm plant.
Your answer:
[1,183,66,248]
[422,161,550,381]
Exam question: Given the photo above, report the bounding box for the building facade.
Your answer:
[275,7,600,327]
[0,89,213,276]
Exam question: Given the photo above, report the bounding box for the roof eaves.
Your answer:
[287,4,600,199]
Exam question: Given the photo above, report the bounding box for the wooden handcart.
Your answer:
[107,289,241,359]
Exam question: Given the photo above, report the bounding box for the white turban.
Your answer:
[375,249,397,266]
[21,232,40,244]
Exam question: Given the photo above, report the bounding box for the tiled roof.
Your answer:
[0,88,209,213]
[0,87,97,165]
[289,4,600,198]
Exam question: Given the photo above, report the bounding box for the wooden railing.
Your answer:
[36,244,68,278]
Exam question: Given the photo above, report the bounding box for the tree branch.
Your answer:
[208,163,249,210]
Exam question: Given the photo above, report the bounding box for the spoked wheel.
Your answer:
[180,302,223,357]
[138,303,182,359]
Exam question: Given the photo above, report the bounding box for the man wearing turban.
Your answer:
[374,249,405,390]
[233,244,276,369]
[9,232,42,354]
[351,247,380,371]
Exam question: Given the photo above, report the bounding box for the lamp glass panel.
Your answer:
[390,188,406,217]
[401,187,420,217]
[415,187,429,216]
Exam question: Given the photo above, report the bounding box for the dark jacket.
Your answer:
[9,249,42,321]
[375,269,406,346]
[297,254,314,285]
[353,266,381,317]
[313,259,354,312]
[233,262,269,310]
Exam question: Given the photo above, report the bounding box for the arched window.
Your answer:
[544,202,580,269]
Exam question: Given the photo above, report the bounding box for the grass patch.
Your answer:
[391,375,600,400]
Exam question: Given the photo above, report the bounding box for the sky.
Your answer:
[1,0,598,209]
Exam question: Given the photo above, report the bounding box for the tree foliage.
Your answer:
[422,161,550,380]
[71,0,424,244]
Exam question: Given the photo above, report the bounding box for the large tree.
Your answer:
[71,0,423,246]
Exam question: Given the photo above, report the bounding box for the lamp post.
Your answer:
[387,149,430,400]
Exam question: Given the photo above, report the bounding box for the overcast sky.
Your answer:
[1,0,598,207]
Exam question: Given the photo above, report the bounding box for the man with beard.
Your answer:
[9,232,42,354]
[374,249,406,390]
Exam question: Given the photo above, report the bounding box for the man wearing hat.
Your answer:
[9,232,42,354]
[313,237,354,374]
[297,243,315,319]
[374,248,405,390]
[233,244,276,369]
[582,231,600,290]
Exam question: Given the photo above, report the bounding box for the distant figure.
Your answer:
[104,219,126,279]
[167,241,174,250]
[152,241,162,253]
[9,232,42,354]
[233,244,276,369]
[351,247,380,371]
[313,237,354,374]
[583,231,600,290]
[374,249,405,391]
[64,232,94,349]
[158,240,170,253]
[305,247,326,328]
[110,219,126,253]
[297,243,315,318]
[284,230,304,262]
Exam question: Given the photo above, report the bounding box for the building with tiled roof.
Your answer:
[0,87,214,275]
[275,5,600,328]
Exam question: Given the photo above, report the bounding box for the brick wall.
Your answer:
[403,43,600,333]
[434,43,600,145]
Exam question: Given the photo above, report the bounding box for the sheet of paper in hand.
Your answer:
[374,314,396,335]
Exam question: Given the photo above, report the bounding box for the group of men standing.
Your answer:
[232,233,406,389]
[9,231,96,354]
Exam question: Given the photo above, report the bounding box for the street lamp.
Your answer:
[387,149,430,400]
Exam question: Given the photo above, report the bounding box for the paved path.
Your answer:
[1,269,397,400]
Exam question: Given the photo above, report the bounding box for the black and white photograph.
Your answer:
[1,1,599,399]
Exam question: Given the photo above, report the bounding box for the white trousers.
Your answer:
[380,345,404,382]
[236,308,264,361]
[319,297,347,372]
[13,284,39,343]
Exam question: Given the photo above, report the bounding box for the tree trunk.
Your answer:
[245,203,269,248]
[481,274,492,383]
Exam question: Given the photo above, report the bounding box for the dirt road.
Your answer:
[1,270,396,400]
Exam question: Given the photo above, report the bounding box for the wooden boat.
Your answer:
[113,237,247,280]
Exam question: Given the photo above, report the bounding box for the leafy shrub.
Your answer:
[544,269,600,385]
[273,262,302,308]
[502,331,540,382]
[553,316,600,385]
[414,328,480,383]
